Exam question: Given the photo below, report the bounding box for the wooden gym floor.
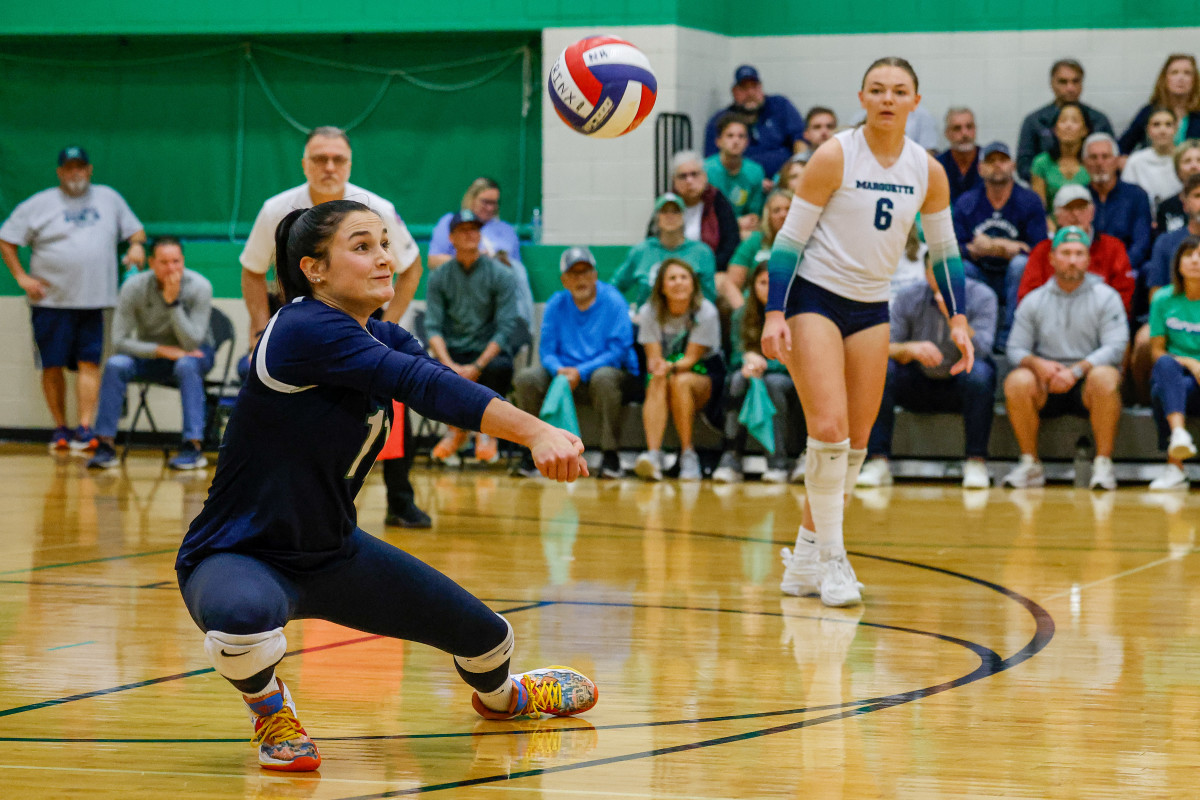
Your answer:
[0,445,1197,799]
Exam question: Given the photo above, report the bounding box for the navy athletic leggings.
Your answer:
[178,529,510,693]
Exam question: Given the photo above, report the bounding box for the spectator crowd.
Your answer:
[3,55,1200,492]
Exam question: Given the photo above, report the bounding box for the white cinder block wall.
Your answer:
[543,25,1200,243]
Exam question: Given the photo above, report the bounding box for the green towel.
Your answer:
[738,376,777,454]
[539,374,580,437]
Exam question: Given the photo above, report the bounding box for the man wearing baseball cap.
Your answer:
[0,147,146,453]
[511,246,640,479]
[1003,224,1129,490]
[952,140,1048,350]
[702,65,806,179]
[1016,183,1134,315]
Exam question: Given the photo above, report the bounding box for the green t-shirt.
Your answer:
[611,238,718,306]
[730,230,773,271]
[1030,152,1090,209]
[1149,285,1200,359]
[704,154,765,217]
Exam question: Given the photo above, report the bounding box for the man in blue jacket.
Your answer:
[512,247,639,479]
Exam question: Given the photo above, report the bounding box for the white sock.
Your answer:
[805,437,850,556]
[476,677,516,712]
[794,525,818,551]
[242,670,277,699]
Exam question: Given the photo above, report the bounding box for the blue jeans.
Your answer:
[868,358,997,459]
[1149,355,1200,450]
[965,254,1027,352]
[95,349,214,442]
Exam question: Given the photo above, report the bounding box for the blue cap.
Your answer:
[733,65,760,86]
[1052,225,1092,249]
[57,146,89,166]
[981,141,1011,160]
[449,210,483,231]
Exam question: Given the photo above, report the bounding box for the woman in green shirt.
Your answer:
[612,193,717,306]
[1148,234,1200,490]
[1030,101,1091,209]
[712,263,803,483]
[723,189,793,310]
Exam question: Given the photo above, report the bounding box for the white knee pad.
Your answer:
[804,437,850,491]
[454,617,514,674]
[204,628,287,681]
[845,448,867,493]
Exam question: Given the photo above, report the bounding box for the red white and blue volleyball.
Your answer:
[549,36,657,138]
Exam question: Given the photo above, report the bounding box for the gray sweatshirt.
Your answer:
[1007,273,1128,368]
[112,268,213,359]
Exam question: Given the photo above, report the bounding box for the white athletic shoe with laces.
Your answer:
[819,552,864,607]
[779,542,820,597]
[634,451,663,482]
[855,458,893,487]
[1168,427,1198,462]
[1003,455,1045,488]
[1089,456,1117,491]
[1149,463,1189,491]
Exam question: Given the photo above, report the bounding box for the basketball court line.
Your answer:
[1040,549,1197,603]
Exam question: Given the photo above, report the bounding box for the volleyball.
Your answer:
[548,36,657,138]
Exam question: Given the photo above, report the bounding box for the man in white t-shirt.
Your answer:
[0,146,146,452]
[239,126,429,527]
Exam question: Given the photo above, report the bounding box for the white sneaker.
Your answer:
[1003,455,1045,488]
[711,453,742,484]
[634,451,663,482]
[788,454,806,484]
[819,552,864,607]
[1168,428,1198,462]
[856,458,892,487]
[1089,456,1117,490]
[1150,463,1190,491]
[779,542,820,597]
[761,467,789,483]
[678,449,702,481]
[961,460,991,489]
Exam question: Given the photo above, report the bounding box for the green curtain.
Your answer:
[0,34,540,238]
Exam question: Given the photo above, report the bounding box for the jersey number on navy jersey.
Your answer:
[873,198,894,231]
[346,408,389,480]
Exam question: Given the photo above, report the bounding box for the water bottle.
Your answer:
[530,207,543,245]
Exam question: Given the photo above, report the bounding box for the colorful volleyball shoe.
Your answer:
[472,666,598,720]
[244,678,321,772]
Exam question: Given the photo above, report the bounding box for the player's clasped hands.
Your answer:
[528,426,589,482]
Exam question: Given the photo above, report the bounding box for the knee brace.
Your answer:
[805,437,850,492]
[454,617,514,692]
[204,627,286,681]
[845,447,867,493]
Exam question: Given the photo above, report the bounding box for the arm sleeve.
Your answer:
[427,214,453,257]
[969,284,998,356]
[172,279,213,351]
[922,207,968,319]
[1085,290,1131,368]
[538,297,564,375]
[712,192,740,270]
[766,196,823,312]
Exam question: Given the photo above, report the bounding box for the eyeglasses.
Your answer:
[307,155,349,167]
[675,170,704,179]
[476,198,500,207]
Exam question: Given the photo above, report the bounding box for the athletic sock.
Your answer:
[241,670,282,716]
[794,525,818,551]
[476,678,516,713]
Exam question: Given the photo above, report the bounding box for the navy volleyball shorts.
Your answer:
[784,276,889,337]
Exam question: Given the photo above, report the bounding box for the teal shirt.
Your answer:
[611,238,718,306]
[1030,152,1091,208]
[424,254,520,354]
[705,154,765,217]
[730,230,771,270]
[729,304,788,373]
[1150,285,1200,360]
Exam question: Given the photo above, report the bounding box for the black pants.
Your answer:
[178,529,509,692]
[383,406,417,514]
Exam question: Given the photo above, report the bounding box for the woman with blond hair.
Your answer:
[1119,54,1200,155]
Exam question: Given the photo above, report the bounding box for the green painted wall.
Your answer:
[3,1,1199,36]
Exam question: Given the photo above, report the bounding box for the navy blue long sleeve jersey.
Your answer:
[176,298,499,573]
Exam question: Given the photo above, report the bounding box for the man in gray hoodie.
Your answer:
[1003,226,1128,489]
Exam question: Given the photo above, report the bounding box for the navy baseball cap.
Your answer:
[981,141,1012,160]
[449,210,483,231]
[57,146,89,166]
[733,65,760,86]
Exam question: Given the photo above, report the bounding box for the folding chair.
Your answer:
[120,307,237,462]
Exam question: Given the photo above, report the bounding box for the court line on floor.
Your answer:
[1039,551,1193,603]
[0,548,176,576]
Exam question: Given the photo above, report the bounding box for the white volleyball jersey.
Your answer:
[798,127,930,302]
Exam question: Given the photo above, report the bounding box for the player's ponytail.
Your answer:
[272,200,374,302]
